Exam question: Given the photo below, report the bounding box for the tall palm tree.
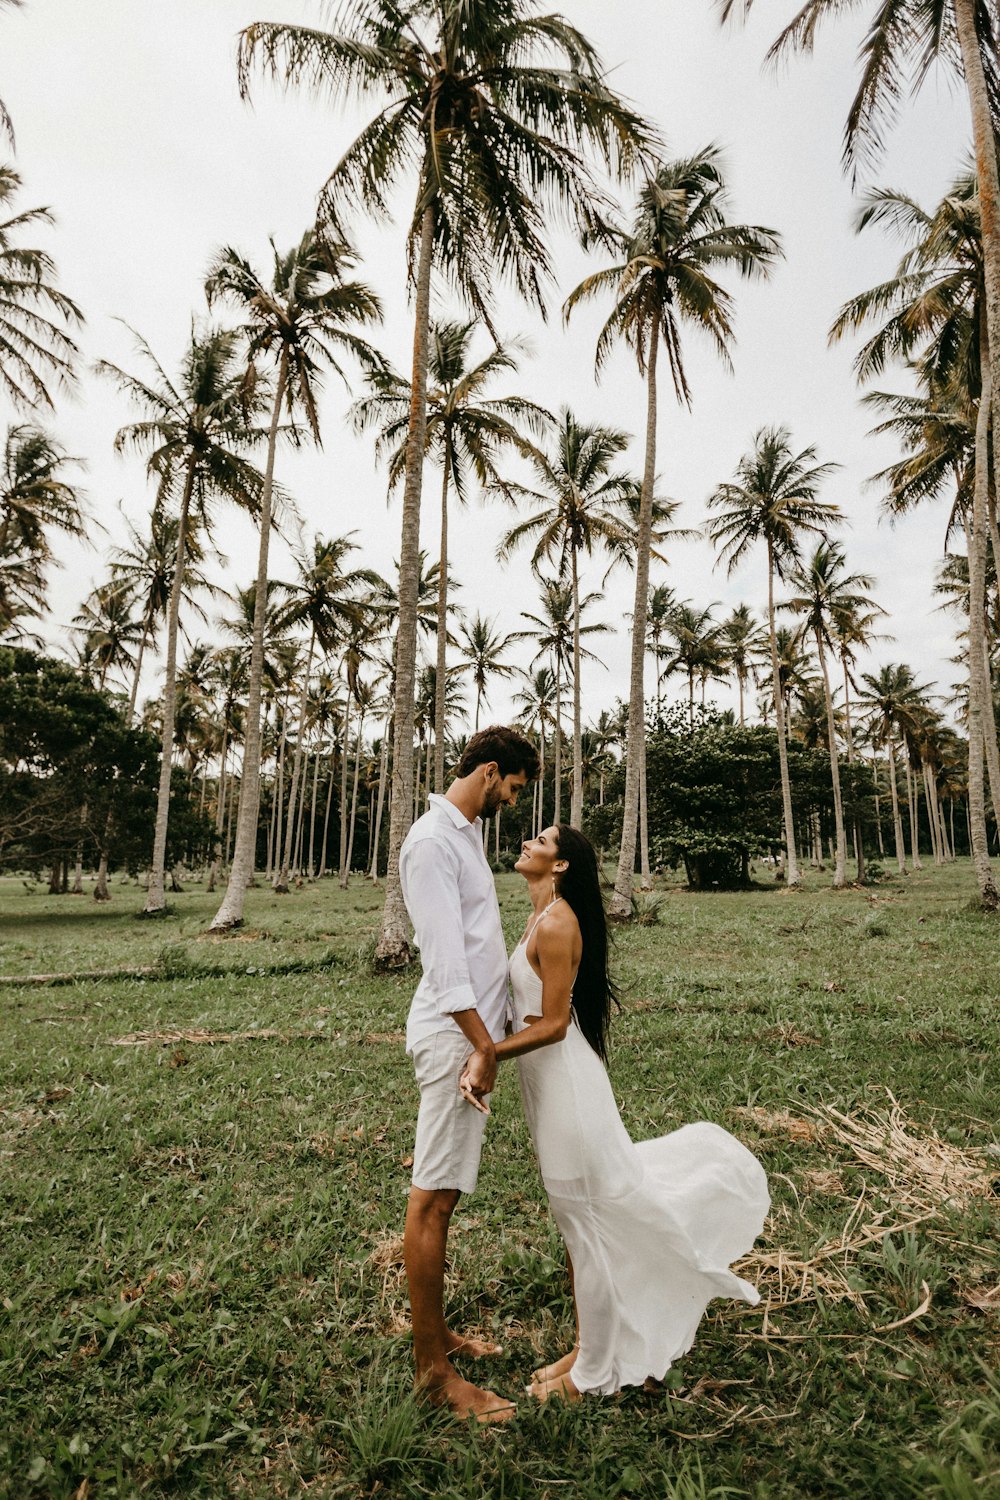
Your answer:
[99,325,268,915]
[718,2,1000,725]
[352,320,549,793]
[455,613,519,731]
[239,0,652,965]
[782,541,879,887]
[271,533,379,893]
[832,171,999,901]
[564,147,781,915]
[707,427,840,886]
[0,165,82,410]
[517,578,608,826]
[205,233,382,930]
[498,409,636,825]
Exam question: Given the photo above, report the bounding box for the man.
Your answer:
[399,724,540,1423]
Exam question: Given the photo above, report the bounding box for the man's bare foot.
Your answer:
[418,1371,516,1423]
[444,1329,503,1359]
[532,1344,578,1383]
[526,1371,581,1403]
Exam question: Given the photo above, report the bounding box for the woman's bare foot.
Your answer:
[418,1371,516,1423]
[526,1371,580,1403]
[444,1329,503,1359]
[532,1344,578,1384]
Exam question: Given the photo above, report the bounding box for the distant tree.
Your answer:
[0,166,82,410]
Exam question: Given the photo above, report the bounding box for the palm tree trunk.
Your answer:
[639,735,651,890]
[923,761,942,865]
[210,346,288,929]
[553,670,562,827]
[887,735,907,875]
[816,630,847,887]
[962,341,999,903]
[275,625,315,891]
[339,695,353,889]
[319,750,336,879]
[738,668,745,728]
[272,701,289,878]
[127,609,152,726]
[369,721,390,883]
[143,454,197,915]
[570,545,584,827]
[346,710,365,876]
[902,750,922,870]
[434,455,450,795]
[871,752,885,856]
[376,204,434,965]
[955,0,1000,535]
[536,722,546,835]
[611,311,659,919]
[308,734,321,877]
[206,724,229,893]
[767,540,800,887]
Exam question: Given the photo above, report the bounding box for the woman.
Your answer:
[464,825,769,1400]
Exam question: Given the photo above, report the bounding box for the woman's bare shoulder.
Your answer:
[536,900,581,948]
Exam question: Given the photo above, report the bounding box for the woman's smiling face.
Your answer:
[514,825,563,880]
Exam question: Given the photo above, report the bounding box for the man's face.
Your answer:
[482,765,528,816]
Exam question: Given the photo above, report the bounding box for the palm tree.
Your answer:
[205,233,382,930]
[109,509,214,724]
[565,147,781,915]
[832,171,999,901]
[781,541,880,887]
[720,604,765,726]
[513,665,557,833]
[352,320,549,793]
[517,578,608,827]
[663,603,724,726]
[0,166,82,410]
[858,664,928,878]
[719,0,1000,502]
[455,614,519,731]
[0,424,86,633]
[707,427,840,886]
[272,533,379,893]
[72,579,144,693]
[498,409,636,825]
[644,584,677,718]
[239,0,651,965]
[99,326,268,915]
[0,424,85,554]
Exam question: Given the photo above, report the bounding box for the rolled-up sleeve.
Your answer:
[400,837,479,1015]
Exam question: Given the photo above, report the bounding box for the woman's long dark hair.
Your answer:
[555,826,618,1062]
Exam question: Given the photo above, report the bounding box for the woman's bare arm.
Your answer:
[493,908,580,1061]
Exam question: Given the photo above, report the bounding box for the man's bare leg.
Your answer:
[403,1186,513,1422]
[532,1246,579,1384]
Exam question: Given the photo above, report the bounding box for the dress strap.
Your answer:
[524,896,562,944]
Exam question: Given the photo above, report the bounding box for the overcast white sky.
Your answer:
[3,1,974,727]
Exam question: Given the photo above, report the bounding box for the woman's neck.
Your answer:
[524,873,559,916]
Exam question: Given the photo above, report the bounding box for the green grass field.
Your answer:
[1,863,998,1499]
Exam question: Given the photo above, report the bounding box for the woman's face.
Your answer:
[514,825,565,881]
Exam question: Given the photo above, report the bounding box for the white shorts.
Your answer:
[411,1029,491,1195]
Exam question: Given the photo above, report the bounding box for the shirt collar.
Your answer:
[428,792,482,830]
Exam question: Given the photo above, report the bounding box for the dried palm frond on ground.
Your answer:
[729,1105,821,1142]
[734,1093,996,1323]
[805,1094,995,1212]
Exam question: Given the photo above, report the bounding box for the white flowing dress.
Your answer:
[510,933,770,1395]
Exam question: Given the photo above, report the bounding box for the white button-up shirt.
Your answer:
[400,794,510,1054]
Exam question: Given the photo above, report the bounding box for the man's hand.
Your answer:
[459,1047,496,1113]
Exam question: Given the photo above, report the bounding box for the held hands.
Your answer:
[459,1048,496,1114]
